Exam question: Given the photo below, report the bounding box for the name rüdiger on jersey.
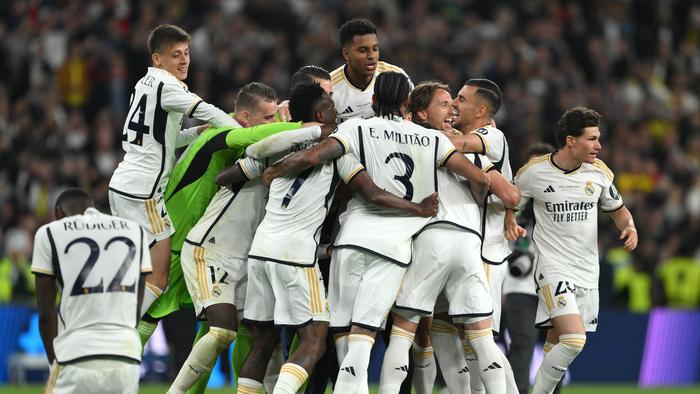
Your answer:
[63,219,133,231]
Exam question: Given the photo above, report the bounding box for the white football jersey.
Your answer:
[331,116,456,265]
[470,125,513,264]
[331,61,412,122]
[184,157,268,259]
[420,153,493,237]
[110,67,236,199]
[248,142,363,266]
[515,154,624,288]
[31,208,152,363]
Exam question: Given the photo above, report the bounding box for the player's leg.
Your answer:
[429,314,469,394]
[487,262,519,394]
[336,256,406,394]
[412,317,436,394]
[378,312,418,394]
[186,321,210,394]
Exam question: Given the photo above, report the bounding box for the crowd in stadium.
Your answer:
[1,0,699,312]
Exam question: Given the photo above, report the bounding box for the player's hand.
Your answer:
[418,192,439,217]
[196,124,209,134]
[262,167,277,186]
[320,123,337,139]
[505,222,527,241]
[620,226,638,251]
[277,100,291,122]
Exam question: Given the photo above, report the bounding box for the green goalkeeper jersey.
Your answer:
[147,121,302,318]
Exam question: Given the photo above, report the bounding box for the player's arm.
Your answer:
[444,152,490,202]
[607,206,638,251]
[176,124,211,148]
[505,166,534,241]
[216,162,248,186]
[446,132,486,154]
[348,170,438,217]
[505,208,527,241]
[35,274,57,363]
[486,169,520,208]
[245,123,335,159]
[225,121,308,150]
[263,138,345,184]
[160,83,236,127]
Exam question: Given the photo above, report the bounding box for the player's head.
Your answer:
[148,24,191,81]
[526,142,555,160]
[407,81,453,131]
[452,78,502,131]
[556,106,602,164]
[339,18,379,79]
[289,82,337,125]
[55,188,95,220]
[290,65,332,95]
[234,82,279,127]
[372,72,411,119]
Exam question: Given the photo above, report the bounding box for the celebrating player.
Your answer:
[33,189,151,394]
[507,107,637,394]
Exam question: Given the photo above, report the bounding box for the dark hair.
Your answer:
[407,81,451,119]
[235,82,278,113]
[373,72,411,119]
[555,106,601,148]
[290,65,331,91]
[339,18,377,47]
[55,188,94,216]
[289,82,327,122]
[465,78,502,116]
[526,142,555,158]
[148,24,191,54]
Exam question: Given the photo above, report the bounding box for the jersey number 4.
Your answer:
[65,236,137,296]
[123,94,150,146]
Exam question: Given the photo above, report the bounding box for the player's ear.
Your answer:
[151,52,160,67]
[417,109,428,122]
[566,135,575,148]
[342,47,350,63]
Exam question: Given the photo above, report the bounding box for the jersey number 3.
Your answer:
[385,152,415,200]
[65,236,137,296]
[123,94,150,146]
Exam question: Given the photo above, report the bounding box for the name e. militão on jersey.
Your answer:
[366,127,432,146]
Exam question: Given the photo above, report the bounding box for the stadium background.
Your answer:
[0,0,699,392]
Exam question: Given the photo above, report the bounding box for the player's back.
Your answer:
[330,116,456,265]
[110,67,193,199]
[33,208,149,363]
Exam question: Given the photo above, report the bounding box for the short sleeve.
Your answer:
[140,227,153,273]
[514,165,533,210]
[31,225,54,276]
[336,153,365,184]
[160,81,202,115]
[474,154,494,172]
[471,127,505,162]
[329,120,362,156]
[436,133,457,166]
[600,177,624,212]
[238,157,267,180]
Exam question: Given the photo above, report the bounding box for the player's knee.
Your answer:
[209,327,237,351]
[558,333,586,356]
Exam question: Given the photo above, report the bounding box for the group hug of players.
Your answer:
[32,18,638,394]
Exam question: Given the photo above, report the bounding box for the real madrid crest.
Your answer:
[212,285,221,297]
[557,296,567,308]
[584,181,595,196]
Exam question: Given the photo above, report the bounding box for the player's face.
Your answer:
[315,78,333,96]
[153,41,190,80]
[249,99,279,126]
[315,94,338,125]
[452,85,481,131]
[420,89,454,131]
[343,34,379,78]
[570,126,602,164]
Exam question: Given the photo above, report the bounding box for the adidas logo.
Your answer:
[544,185,555,193]
[341,366,356,377]
[458,366,469,374]
[208,237,216,244]
[483,362,502,372]
[341,106,354,114]
[589,317,598,325]
[552,366,566,372]
[394,365,409,372]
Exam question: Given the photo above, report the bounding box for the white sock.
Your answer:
[462,340,484,393]
[412,344,436,394]
[334,332,349,366]
[273,363,309,394]
[378,326,414,394]
[237,377,263,394]
[168,327,235,393]
[335,334,374,394]
[498,350,519,394]
[140,283,163,318]
[532,334,586,394]
[264,345,284,393]
[466,328,506,393]
[430,321,469,394]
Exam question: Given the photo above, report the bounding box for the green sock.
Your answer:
[187,321,211,394]
[232,323,254,385]
[136,320,157,350]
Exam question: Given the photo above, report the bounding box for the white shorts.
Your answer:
[243,258,328,327]
[181,242,247,318]
[394,228,492,323]
[46,359,139,394]
[535,274,599,332]
[327,247,406,330]
[108,191,175,246]
[483,261,507,334]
